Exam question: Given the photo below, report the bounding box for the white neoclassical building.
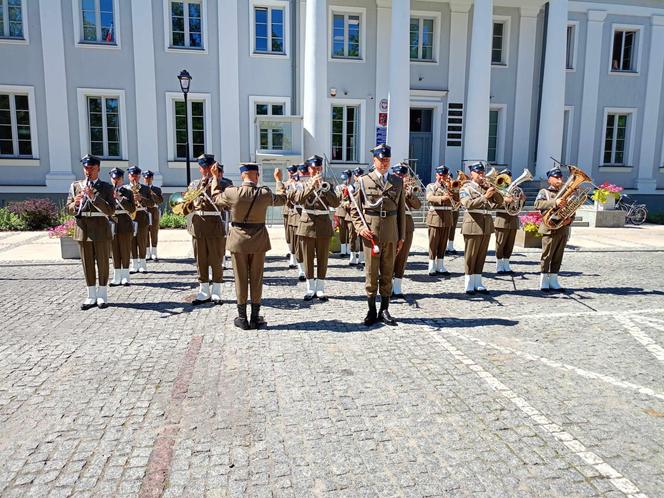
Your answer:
[1,0,664,208]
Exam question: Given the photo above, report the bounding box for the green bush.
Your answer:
[646,212,664,225]
[0,207,28,231]
[160,212,187,229]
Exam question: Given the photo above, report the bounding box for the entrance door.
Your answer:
[408,108,433,184]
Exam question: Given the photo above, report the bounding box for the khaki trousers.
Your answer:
[231,252,266,305]
[337,218,349,244]
[363,239,396,297]
[192,237,224,283]
[347,220,361,252]
[288,226,302,262]
[495,228,517,259]
[283,215,291,247]
[299,236,330,279]
[463,233,491,275]
[393,228,414,279]
[448,211,460,242]
[147,208,160,247]
[132,223,149,259]
[79,240,110,286]
[428,226,451,259]
[541,227,569,273]
[111,233,132,269]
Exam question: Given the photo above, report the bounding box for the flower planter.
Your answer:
[60,236,80,259]
[578,206,626,228]
[515,229,542,248]
[594,197,615,211]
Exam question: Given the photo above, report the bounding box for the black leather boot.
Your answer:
[364,296,378,326]
[234,304,250,330]
[250,303,267,330]
[378,296,397,326]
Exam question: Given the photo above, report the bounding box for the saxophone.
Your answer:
[542,165,593,230]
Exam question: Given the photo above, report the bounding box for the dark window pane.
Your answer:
[107,127,119,143]
[171,2,183,17]
[256,104,268,115]
[189,33,201,47]
[191,102,204,115]
[15,110,30,126]
[176,144,187,158]
[88,97,102,113]
[0,95,9,110]
[0,140,14,155]
[192,143,204,157]
[90,141,104,156]
[611,32,622,70]
[175,101,186,115]
[0,111,10,126]
[172,32,185,46]
[172,16,185,31]
[105,98,118,113]
[108,142,120,157]
[90,127,104,142]
[0,125,12,140]
[272,104,284,116]
[188,2,200,18]
[18,140,31,155]
[189,17,201,33]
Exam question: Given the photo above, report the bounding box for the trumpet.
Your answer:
[404,175,420,193]
[442,177,462,209]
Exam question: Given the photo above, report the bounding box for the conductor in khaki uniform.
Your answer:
[108,168,136,287]
[284,164,299,268]
[390,163,421,298]
[425,165,455,277]
[181,154,225,305]
[334,169,353,258]
[459,162,501,295]
[127,166,156,273]
[534,167,570,291]
[212,163,287,329]
[493,169,522,274]
[142,170,163,262]
[288,155,340,301]
[350,144,406,326]
[66,154,115,310]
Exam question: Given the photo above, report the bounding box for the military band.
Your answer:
[426,165,454,277]
[127,166,156,274]
[109,168,136,287]
[143,170,163,262]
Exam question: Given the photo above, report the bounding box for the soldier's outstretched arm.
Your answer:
[409,191,422,210]
[271,180,287,207]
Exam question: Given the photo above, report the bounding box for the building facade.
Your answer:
[1,0,663,206]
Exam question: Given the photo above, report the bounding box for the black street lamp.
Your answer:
[178,69,193,186]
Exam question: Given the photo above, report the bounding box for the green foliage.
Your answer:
[0,207,28,231]
[160,212,187,229]
[646,212,664,225]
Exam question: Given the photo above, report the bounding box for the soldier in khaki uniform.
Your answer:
[350,144,406,326]
[425,165,455,277]
[493,169,523,274]
[108,168,136,287]
[127,166,156,273]
[459,162,502,294]
[390,163,421,298]
[289,155,340,301]
[335,169,353,258]
[534,167,570,291]
[66,155,116,310]
[346,167,365,267]
[212,163,234,270]
[283,165,299,267]
[180,154,225,305]
[287,163,308,281]
[142,170,163,262]
[212,163,287,329]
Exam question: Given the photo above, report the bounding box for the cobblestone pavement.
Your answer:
[0,243,663,497]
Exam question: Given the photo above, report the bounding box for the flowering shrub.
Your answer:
[47,218,76,238]
[7,198,59,230]
[591,182,623,204]
[519,212,543,237]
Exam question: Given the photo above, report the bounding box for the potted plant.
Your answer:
[591,182,623,211]
[48,218,79,259]
[516,212,543,248]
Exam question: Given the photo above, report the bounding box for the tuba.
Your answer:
[503,169,533,216]
[542,165,593,230]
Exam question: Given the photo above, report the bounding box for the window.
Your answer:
[80,0,115,44]
[487,110,499,163]
[566,24,576,70]
[87,96,120,158]
[170,0,202,49]
[491,21,507,65]
[256,102,285,150]
[410,17,434,61]
[603,113,629,165]
[0,93,32,157]
[331,12,361,59]
[0,0,23,39]
[254,6,284,54]
[174,100,205,159]
[331,105,358,162]
[611,29,637,72]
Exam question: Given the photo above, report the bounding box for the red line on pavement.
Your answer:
[140,335,203,498]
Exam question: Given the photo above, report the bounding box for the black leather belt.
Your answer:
[364,209,397,217]
[231,222,264,228]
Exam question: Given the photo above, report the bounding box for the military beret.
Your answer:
[141,170,154,178]
[297,163,308,173]
[109,167,124,178]
[287,164,298,173]
[391,164,408,175]
[197,153,215,167]
[306,155,324,167]
[435,165,450,175]
[371,144,391,158]
[127,165,142,175]
[468,162,485,173]
[239,162,259,173]
[546,167,563,178]
[81,154,100,166]
[352,167,364,176]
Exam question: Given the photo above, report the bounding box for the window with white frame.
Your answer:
[80,0,115,44]
[487,110,499,163]
[254,5,284,54]
[174,100,205,159]
[256,102,285,150]
[331,105,358,162]
[0,93,32,156]
[170,0,202,49]
[410,17,434,61]
[0,0,24,39]
[491,21,507,65]
[603,112,630,165]
[611,29,637,72]
[566,24,575,70]
[331,12,361,59]
[87,96,120,158]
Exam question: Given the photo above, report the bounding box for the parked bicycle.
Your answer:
[616,194,648,225]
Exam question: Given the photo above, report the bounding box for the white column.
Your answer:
[463,0,493,163]
[219,0,242,166]
[637,15,664,193]
[577,10,607,174]
[511,7,540,174]
[131,0,161,184]
[303,0,328,157]
[374,3,391,134]
[386,0,411,162]
[535,0,568,178]
[41,0,75,192]
[445,1,471,170]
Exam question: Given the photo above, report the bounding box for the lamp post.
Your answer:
[177,69,193,186]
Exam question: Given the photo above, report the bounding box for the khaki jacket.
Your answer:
[128,183,155,228]
[335,183,351,218]
[425,181,454,228]
[459,181,500,235]
[494,211,519,230]
[146,185,164,222]
[66,179,115,241]
[350,172,406,243]
[289,178,340,238]
[405,189,422,233]
[214,180,286,253]
[535,187,572,236]
[287,178,306,227]
[112,185,136,234]
[182,177,225,238]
